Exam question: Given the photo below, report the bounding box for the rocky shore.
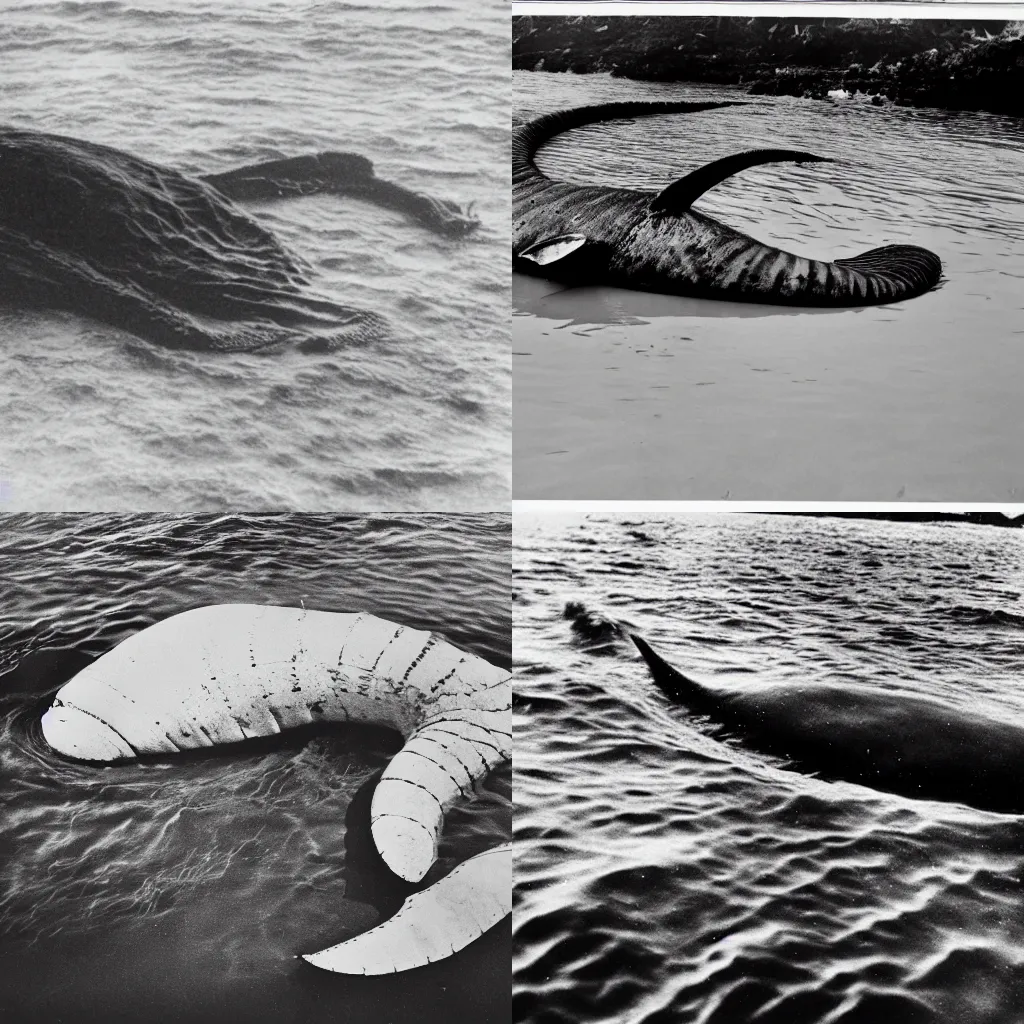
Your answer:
[513,17,1024,117]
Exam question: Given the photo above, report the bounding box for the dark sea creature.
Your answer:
[514,102,941,306]
[0,126,479,351]
[633,633,1024,814]
[563,600,625,649]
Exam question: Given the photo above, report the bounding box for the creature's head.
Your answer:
[41,698,134,760]
[420,197,480,237]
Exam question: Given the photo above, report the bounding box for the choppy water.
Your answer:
[514,512,1024,1024]
[0,513,511,1024]
[514,71,1024,500]
[0,1,509,511]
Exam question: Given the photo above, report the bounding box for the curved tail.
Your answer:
[371,712,512,883]
[701,238,942,307]
[204,153,480,237]
[514,100,742,186]
[303,843,511,974]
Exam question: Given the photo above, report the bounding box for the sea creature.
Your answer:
[513,101,941,306]
[41,604,511,974]
[0,126,479,351]
[632,633,1024,814]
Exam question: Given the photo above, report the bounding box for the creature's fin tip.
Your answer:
[518,234,589,267]
[650,148,834,217]
[630,633,656,661]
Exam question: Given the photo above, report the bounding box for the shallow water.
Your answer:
[514,71,1024,500]
[0,513,510,1023]
[514,512,1024,1023]
[0,1,509,511]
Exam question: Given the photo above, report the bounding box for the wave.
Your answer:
[945,604,1024,629]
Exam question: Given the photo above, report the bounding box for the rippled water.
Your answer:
[0,513,510,1023]
[514,71,1024,500]
[0,1,509,511]
[514,512,1024,1024]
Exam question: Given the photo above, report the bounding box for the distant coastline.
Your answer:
[783,513,1024,529]
[513,17,1024,117]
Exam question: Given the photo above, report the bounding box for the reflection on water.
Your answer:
[514,274,846,326]
[514,71,1024,500]
[514,512,1024,1024]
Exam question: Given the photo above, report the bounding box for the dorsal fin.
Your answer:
[650,149,832,216]
[631,634,718,713]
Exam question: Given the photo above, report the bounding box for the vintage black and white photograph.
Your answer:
[0,0,509,512]
[0,513,510,1023]
[514,507,1024,1023]
[513,16,1024,500]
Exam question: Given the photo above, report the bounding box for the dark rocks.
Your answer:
[514,17,1024,119]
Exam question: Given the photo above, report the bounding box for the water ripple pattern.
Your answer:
[0,512,510,1024]
[514,512,1024,1024]
[0,1,509,511]
[514,71,1024,500]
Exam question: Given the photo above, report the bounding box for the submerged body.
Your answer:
[41,604,511,974]
[632,634,1024,814]
[0,126,478,351]
[514,101,941,307]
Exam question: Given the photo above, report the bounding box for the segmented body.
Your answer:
[40,606,511,974]
[42,605,511,885]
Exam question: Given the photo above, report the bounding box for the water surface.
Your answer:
[514,512,1024,1023]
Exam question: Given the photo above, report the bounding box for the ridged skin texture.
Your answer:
[304,843,512,974]
[40,605,511,972]
[513,101,942,307]
[0,127,477,350]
